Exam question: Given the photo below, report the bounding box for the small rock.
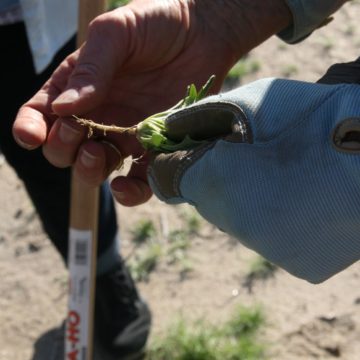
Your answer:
[318,314,337,323]
[14,247,24,257]
[14,209,23,219]
[28,243,41,253]
[324,346,341,357]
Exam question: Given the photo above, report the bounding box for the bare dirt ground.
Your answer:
[1,2,360,359]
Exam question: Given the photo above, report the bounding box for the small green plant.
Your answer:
[150,319,216,360]
[131,219,157,244]
[277,43,287,51]
[166,230,193,277]
[163,209,202,275]
[243,256,277,292]
[224,305,265,338]
[147,305,266,360]
[167,230,191,262]
[129,243,162,282]
[281,64,298,78]
[321,37,334,52]
[178,257,194,278]
[108,0,130,9]
[248,256,277,280]
[75,76,216,153]
[227,58,261,81]
[179,207,202,234]
[344,24,355,36]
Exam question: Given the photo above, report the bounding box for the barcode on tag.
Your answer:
[75,239,88,266]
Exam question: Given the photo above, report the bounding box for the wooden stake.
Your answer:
[65,1,107,360]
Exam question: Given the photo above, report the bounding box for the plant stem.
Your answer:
[73,115,137,137]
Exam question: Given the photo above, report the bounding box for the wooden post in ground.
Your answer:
[65,1,107,359]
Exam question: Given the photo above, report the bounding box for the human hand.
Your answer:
[12,0,291,206]
[148,59,360,283]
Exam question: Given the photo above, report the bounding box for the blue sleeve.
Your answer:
[278,0,347,43]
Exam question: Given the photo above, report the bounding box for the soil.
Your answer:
[1,2,360,359]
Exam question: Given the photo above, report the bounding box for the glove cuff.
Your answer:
[148,100,253,201]
[278,0,345,43]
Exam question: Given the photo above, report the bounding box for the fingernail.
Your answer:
[80,150,98,168]
[112,190,126,200]
[14,135,37,150]
[59,122,81,144]
[13,119,41,149]
[54,89,79,105]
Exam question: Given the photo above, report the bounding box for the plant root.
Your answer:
[72,115,137,138]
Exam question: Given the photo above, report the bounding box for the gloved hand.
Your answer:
[148,58,360,284]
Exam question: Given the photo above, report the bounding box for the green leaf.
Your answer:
[136,75,216,153]
[197,74,215,100]
[187,84,198,105]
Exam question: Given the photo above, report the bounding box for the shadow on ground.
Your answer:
[31,325,64,360]
[31,325,145,360]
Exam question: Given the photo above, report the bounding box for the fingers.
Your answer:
[13,106,50,150]
[111,152,153,206]
[36,111,126,187]
[73,140,123,186]
[12,51,76,150]
[52,14,128,116]
[42,117,87,167]
[69,140,152,205]
[12,9,153,205]
[111,176,153,206]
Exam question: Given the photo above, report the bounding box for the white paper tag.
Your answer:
[65,229,93,360]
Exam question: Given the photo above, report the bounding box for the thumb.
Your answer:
[52,16,126,116]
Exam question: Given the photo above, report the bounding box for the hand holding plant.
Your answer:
[74,76,215,153]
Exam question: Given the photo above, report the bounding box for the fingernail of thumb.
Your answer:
[14,135,38,150]
[53,89,79,105]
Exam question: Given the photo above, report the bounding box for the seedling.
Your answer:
[167,229,191,265]
[131,219,157,244]
[224,305,265,338]
[281,64,298,78]
[148,305,266,360]
[226,58,261,80]
[243,256,277,293]
[108,0,129,9]
[179,207,202,235]
[74,76,215,153]
[321,36,334,52]
[129,243,162,282]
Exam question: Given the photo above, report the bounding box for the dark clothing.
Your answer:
[0,22,117,261]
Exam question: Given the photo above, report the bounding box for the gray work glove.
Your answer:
[148,58,360,283]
